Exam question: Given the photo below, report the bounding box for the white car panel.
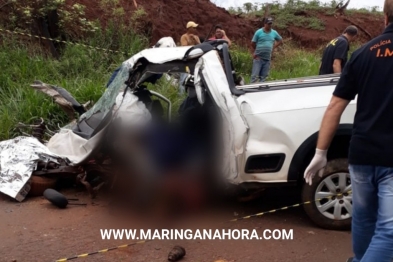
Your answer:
[122,46,358,186]
[197,51,248,180]
[234,84,357,184]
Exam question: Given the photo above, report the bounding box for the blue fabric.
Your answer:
[145,122,195,171]
[349,164,393,262]
[106,67,121,88]
[252,28,282,60]
[251,59,270,83]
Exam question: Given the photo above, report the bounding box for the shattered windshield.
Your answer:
[61,63,132,130]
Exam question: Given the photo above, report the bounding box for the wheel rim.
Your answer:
[314,172,352,220]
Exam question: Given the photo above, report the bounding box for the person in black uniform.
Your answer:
[319,25,358,75]
[304,1,393,261]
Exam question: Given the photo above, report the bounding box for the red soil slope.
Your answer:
[286,12,384,48]
[65,0,258,46]
[1,0,385,49]
[69,0,383,48]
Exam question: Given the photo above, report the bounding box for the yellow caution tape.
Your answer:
[230,191,351,222]
[54,190,352,261]
[0,28,126,55]
[54,241,153,261]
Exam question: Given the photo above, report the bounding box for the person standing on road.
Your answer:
[250,17,283,83]
[178,21,201,94]
[304,1,393,261]
[319,25,358,75]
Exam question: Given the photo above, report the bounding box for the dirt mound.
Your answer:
[1,0,385,50]
[65,0,259,47]
[286,12,384,49]
[70,0,384,49]
[136,0,259,46]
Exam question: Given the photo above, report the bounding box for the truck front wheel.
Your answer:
[302,158,352,230]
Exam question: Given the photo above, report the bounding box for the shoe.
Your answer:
[346,258,353,262]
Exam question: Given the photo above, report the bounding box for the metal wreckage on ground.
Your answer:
[0,37,226,202]
[0,38,356,231]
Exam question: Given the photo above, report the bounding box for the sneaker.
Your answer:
[346,258,354,262]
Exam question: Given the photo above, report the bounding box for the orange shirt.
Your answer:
[180,33,201,46]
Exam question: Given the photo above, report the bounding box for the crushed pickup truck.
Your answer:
[0,39,355,230]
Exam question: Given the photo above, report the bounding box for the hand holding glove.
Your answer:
[304,149,327,186]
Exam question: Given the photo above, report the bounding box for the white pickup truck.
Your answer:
[120,40,354,230]
[1,40,353,230]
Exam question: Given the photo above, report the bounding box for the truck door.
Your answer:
[194,50,248,182]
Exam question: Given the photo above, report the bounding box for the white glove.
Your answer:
[304,149,327,186]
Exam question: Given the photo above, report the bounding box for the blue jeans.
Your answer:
[251,58,270,83]
[349,164,393,262]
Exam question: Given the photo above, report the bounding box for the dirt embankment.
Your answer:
[286,12,384,48]
[71,0,384,48]
[1,0,385,49]
[65,0,259,47]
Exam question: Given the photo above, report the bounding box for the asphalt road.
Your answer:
[0,187,353,262]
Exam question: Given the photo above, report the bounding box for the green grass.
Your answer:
[270,9,325,31]
[146,76,187,119]
[0,26,148,140]
[231,0,331,31]
[230,39,364,84]
[230,0,383,31]
[231,43,322,83]
[0,24,361,141]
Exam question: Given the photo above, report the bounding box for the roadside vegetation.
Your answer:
[231,43,321,82]
[0,27,148,140]
[228,0,382,30]
[231,39,361,83]
[0,0,376,140]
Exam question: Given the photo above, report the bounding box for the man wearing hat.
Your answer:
[178,21,201,94]
[180,21,201,46]
[319,25,358,75]
[250,17,283,83]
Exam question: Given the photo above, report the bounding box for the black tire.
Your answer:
[302,158,352,230]
[43,189,69,208]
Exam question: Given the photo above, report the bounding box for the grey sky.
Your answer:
[213,0,385,10]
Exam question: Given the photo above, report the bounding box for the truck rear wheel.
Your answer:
[302,158,352,230]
